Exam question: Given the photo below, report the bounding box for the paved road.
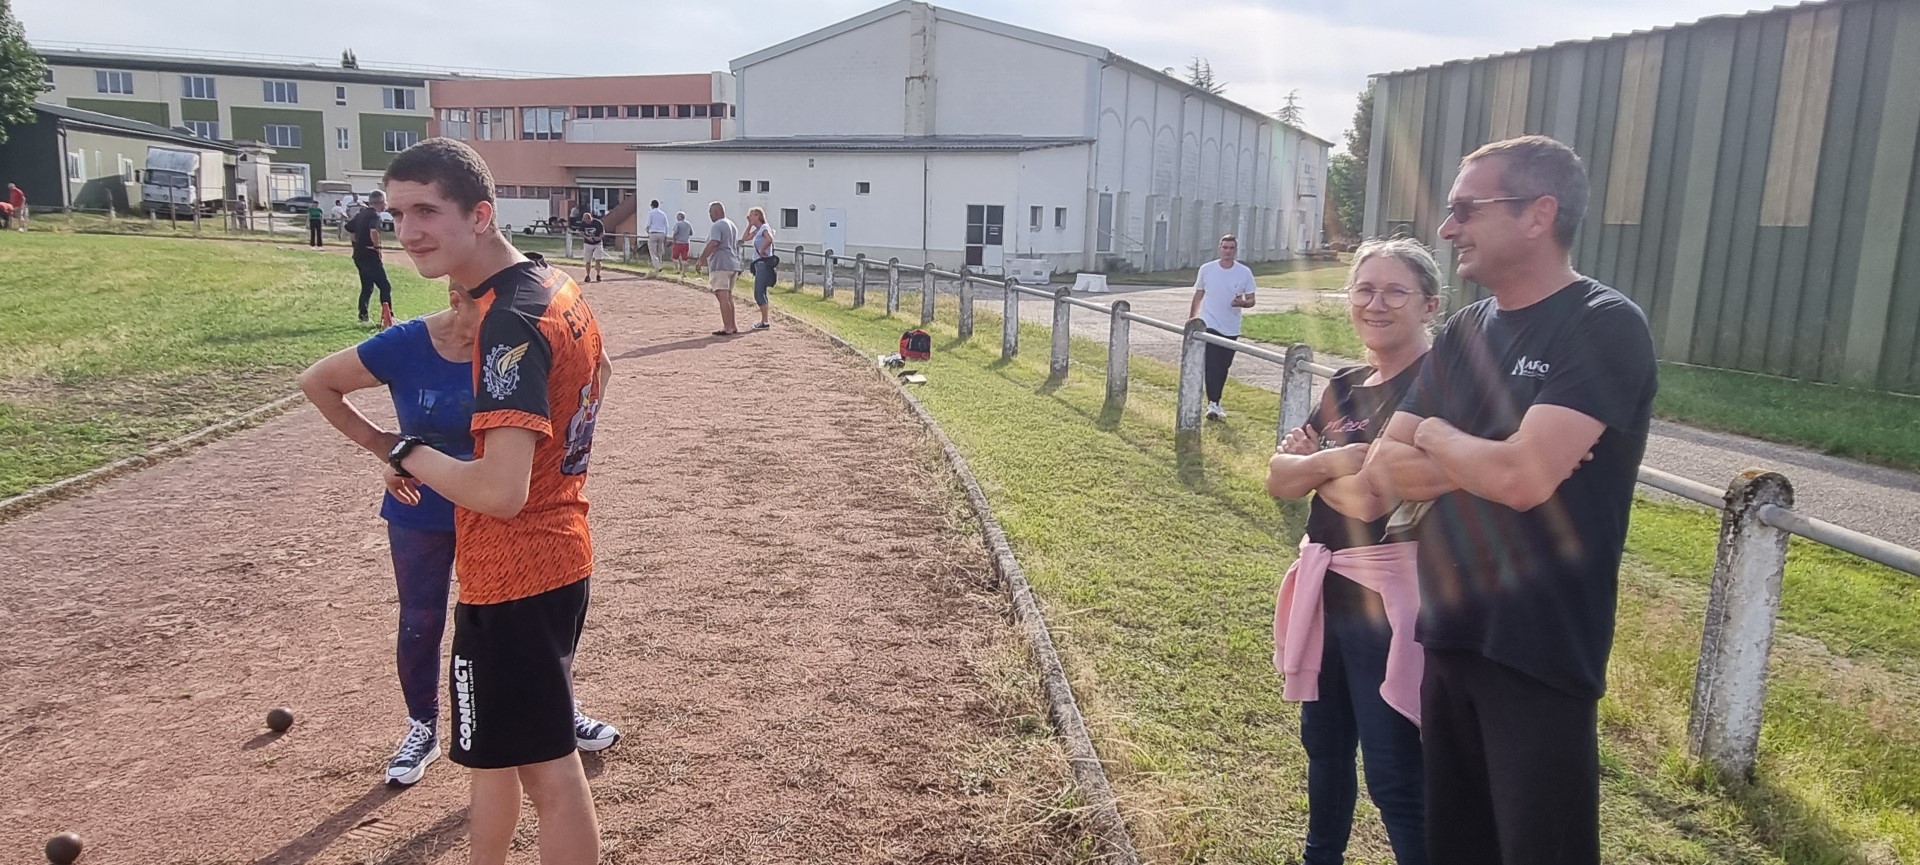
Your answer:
[969,281,1920,550]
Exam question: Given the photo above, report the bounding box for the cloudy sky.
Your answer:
[17,0,1778,148]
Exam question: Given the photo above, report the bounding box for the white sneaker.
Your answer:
[573,701,621,752]
[385,718,440,786]
[1206,402,1227,420]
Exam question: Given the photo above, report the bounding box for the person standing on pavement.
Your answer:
[579,209,606,283]
[645,200,670,275]
[1187,234,1257,420]
[1362,135,1657,865]
[695,201,742,336]
[348,190,396,326]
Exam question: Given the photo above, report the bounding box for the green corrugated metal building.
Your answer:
[1365,0,1920,393]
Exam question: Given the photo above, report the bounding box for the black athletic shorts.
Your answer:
[448,577,590,769]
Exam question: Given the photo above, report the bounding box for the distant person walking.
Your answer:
[1187,234,1257,420]
[8,183,27,231]
[742,206,776,331]
[348,190,396,327]
[308,200,325,248]
[579,209,606,283]
[695,201,742,335]
[671,211,693,271]
[645,200,670,275]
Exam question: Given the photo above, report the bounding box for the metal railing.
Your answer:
[776,243,1920,783]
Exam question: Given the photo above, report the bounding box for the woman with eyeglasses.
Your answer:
[1266,237,1443,864]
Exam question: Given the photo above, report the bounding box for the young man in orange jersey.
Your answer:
[380,138,616,865]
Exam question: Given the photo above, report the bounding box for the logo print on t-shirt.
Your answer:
[1511,355,1551,379]
[483,342,529,400]
[561,383,599,475]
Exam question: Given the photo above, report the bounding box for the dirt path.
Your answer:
[0,267,1073,864]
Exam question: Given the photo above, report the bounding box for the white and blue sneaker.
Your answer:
[385,718,440,786]
[574,702,621,752]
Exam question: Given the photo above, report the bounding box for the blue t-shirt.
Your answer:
[356,318,475,532]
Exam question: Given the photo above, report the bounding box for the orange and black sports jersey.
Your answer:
[457,254,605,605]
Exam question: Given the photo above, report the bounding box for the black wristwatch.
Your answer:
[387,434,428,478]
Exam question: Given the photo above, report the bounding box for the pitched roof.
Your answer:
[630,135,1091,153]
[33,102,243,152]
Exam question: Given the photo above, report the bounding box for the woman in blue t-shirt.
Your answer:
[299,282,478,787]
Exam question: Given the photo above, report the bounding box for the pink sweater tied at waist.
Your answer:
[1273,537,1424,726]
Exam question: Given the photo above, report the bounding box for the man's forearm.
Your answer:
[1266,451,1339,499]
[1418,423,1557,510]
[1366,439,1457,502]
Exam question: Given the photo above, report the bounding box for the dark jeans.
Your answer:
[355,252,393,319]
[1203,328,1238,403]
[308,218,323,247]
[388,524,454,728]
[1300,595,1427,865]
[1423,649,1601,865]
[751,257,777,305]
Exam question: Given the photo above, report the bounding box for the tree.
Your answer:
[1326,87,1375,241]
[1272,90,1304,126]
[1184,56,1226,95]
[0,0,46,147]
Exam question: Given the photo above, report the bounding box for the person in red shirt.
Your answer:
[381,138,614,865]
[8,183,26,231]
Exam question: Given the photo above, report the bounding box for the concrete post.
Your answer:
[1688,470,1795,780]
[792,245,804,290]
[1107,300,1131,405]
[1175,319,1208,446]
[853,253,868,309]
[1049,286,1072,380]
[1277,343,1316,445]
[921,262,936,325]
[886,258,901,316]
[957,269,975,339]
[1002,279,1020,359]
[565,230,574,259]
[823,251,836,299]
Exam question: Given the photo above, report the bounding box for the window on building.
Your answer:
[66,151,82,181]
[476,108,507,140]
[675,104,692,118]
[757,180,770,193]
[336,127,350,150]
[439,108,470,139]
[41,68,52,88]
[95,70,132,95]
[855,181,871,195]
[180,75,216,100]
[496,185,519,198]
[730,104,737,118]
[520,106,565,140]
[686,179,699,193]
[780,208,798,229]
[711,103,729,118]
[382,88,417,110]
[335,85,347,106]
[738,180,751,193]
[640,105,655,119]
[655,104,669,116]
[119,155,135,181]
[263,123,301,149]
[624,105,640,117]
[263,80,298,104]
[1054,207,1067,229]
[1030,205,1042,230]
[384,130,420,153]
[185,120,219,140]
[1096,193,1114,252]
[693,104,709,118]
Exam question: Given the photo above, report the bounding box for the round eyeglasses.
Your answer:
[1347,285,1421,309]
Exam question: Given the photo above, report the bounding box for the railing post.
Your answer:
[1688,469,1795,781]
[1107,300,1130,405]
[853,253,868,309]
[1277,343,1316,444]
[957,268,975,339]
[1049,286,1072,380]
[1175,319,1208,447]
[565,229,574,259]
[1002,279,1020,359]
[886,258,901,316]
[921,262,936,325]
[791,245,804,290]
[823,250,837,299]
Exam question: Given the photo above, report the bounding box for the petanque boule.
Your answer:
[265,707,295,733]
[45,832,82,864]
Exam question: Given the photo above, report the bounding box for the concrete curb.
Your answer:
[648,270,1142,864]
[0,392,308,521]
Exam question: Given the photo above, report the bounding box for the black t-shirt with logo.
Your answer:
[1303,361,1424,621]
[581,216,605,246]
[1397,278,1656,699]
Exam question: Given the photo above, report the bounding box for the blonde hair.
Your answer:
[747,206,766,223]
[1349,237,1444,299]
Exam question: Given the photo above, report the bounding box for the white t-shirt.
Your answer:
[646,207,669,235]
[744,223,775,258]
[1193,260,1257,335]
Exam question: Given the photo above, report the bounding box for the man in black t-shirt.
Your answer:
[348,190,396,326]
[1361,136,1656,865]
[579,210,606,283]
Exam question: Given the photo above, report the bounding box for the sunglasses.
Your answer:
[1347,284,1423,309]
[1441,195,1542,224]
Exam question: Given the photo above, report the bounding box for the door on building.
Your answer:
[821,208,847,257]
[1152,218,1170,272]
[965,204,1004,270]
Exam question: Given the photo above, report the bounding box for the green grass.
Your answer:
[1122,256,1352,291]
[1242,301,1920,472]
[767,277,1920,864]
[0,233,445,496]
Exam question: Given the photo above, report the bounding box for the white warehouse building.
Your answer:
[632,1,1331,275]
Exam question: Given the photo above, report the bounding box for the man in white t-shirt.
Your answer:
[644,199,670,275]
[1187,234,1257,419]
